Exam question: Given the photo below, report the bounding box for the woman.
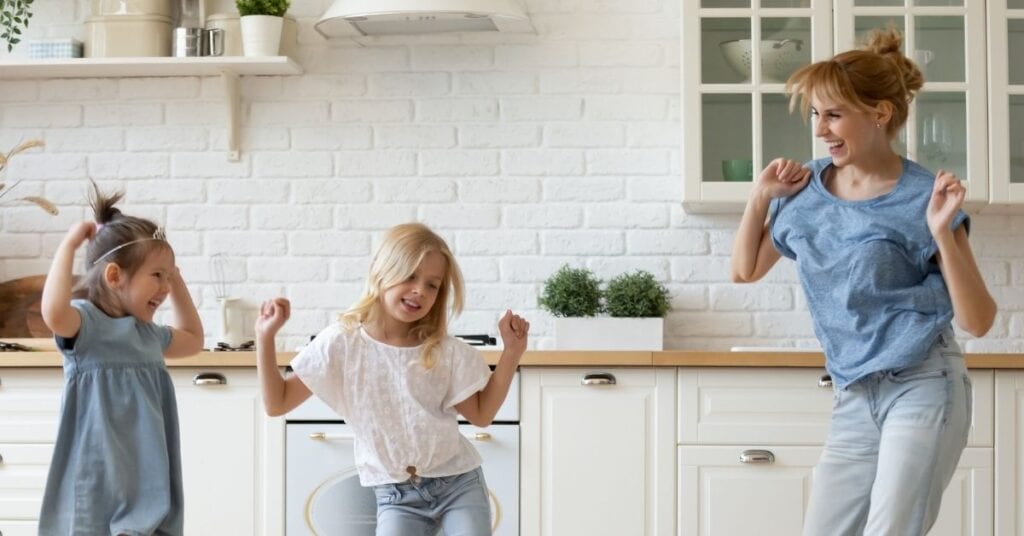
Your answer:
[730,28,996,536]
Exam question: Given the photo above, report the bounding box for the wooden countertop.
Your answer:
[2,339,1023,368]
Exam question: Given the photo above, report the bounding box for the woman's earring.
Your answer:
[876,123,882,129]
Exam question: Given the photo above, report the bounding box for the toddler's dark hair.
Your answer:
[76,181,172,315]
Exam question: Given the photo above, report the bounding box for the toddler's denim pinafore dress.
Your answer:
[39,299,184,536]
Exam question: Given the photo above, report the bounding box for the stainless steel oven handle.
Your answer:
[308,432,356,441]
[464,432,492,441]
[581,372,616,386]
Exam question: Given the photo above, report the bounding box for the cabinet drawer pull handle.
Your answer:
[193,373,227,386]
[818,374,833,389]
[465,432,492,441]
[581,373,616,386]
[740,449,775,464]
[309,432,355,441]
[0,452,4,464]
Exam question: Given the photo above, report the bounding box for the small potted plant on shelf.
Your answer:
[539,265,670,350]
[0,0,34,53]
[236,0,290,57]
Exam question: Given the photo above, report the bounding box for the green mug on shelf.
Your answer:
[722,158,754,182]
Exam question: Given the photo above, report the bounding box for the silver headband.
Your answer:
[92,227,167,266]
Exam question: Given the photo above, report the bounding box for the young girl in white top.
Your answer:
[39,183,204,535]
[255,222,529,536]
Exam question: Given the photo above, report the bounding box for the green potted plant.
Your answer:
[539,266,670,350]
[0,139,57,214]
[605,270,670,318]
[1,0,33,53]
[538,264,603,318]
[236,0,290,56]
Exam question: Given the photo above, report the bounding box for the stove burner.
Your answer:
[0,341,34,352]
[212,341,255,352]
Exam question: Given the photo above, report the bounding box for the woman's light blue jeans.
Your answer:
[802,329,971,536]
[372,466,491,536]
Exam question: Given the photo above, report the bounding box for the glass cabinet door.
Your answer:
[834,0,988,206]
[682,0,830,210]
[989,0,1024,205]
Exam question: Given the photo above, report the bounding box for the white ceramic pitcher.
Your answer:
[218,297,247,347]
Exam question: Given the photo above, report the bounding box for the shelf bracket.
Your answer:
[221,69,241,162]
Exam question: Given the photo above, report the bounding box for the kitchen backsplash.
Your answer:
[1,0,1022,352]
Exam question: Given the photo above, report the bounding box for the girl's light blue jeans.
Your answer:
[803,329,971,536]
[372,466,491,536]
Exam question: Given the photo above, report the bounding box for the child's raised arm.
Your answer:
[456,309,529,427]
[41,222,96,338]
[163,267,204,358]
[255,298,312,417]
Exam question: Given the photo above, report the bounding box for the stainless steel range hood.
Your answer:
[315,0,534,38]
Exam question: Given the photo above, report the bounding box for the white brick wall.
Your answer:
[2,0,1023,353]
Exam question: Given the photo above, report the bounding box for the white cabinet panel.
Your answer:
[522,368,676,536]
[171,368,284,536]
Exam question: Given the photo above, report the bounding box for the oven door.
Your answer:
[286,423,519,535]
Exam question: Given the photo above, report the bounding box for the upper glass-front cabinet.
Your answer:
[989,0,1024,205]
[682,0,830,211]
[835,0,988,207]
[682,0,989,212]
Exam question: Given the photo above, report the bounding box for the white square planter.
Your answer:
[553,317,664,350]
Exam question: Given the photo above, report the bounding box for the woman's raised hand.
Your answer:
[255,298,291,338]
[927,169,966,238]
[754,158,812,200]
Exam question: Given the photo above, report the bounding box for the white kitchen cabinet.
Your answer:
[995,370,1024,535]
[987,0,1024,206]
[521,367,676,536]
[170,368,284,536]
[678,445,991,536]
[677,368,994,536]
[0,368,62,535]
[681,0,989,212]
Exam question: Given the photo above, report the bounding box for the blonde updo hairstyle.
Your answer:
[77,181,172,317]
[786,26,925,137]
[341,223,465,369]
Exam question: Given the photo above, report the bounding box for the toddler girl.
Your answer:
[255,222,529,536]
[39,183,204,535]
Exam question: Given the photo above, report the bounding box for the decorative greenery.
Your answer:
[1,0,34,53]
[0,139,57,215]
[236,0,290,17]
[538,265,603,318]
[604,270,670,318]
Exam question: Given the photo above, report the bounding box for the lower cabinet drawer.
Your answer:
[678,368,993,447]
[0,520,41,536]
[0,443,53,522]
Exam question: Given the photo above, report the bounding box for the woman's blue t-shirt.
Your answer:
[769,157,969,389]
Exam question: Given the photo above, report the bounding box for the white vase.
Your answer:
[240,14,283,57]
[553,317,664,350]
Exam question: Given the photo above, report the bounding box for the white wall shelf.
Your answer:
[0,56,301,79]
[0,56,304,162]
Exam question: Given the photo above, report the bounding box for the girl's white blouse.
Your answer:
[291,323,492,486]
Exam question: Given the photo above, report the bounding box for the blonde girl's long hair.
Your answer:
[340,223,465,368]
[786,26,924,137]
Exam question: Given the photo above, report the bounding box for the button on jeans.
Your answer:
[372,466,491,536]
[802,329,971,536]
